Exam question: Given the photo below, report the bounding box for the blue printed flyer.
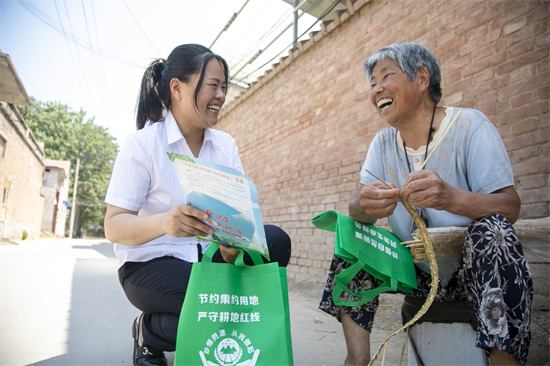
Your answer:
[167,152,269,260]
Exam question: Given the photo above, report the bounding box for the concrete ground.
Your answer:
[0,238,548,366]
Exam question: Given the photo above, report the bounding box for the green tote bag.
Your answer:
[312,210,417,307]
[174,243,293,366]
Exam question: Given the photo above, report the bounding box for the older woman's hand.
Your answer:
[355,181,401,219]
[400,170,456,210]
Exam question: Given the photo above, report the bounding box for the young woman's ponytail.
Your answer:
[136,59,167,130]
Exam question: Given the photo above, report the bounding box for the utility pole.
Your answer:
[68,158,79,239]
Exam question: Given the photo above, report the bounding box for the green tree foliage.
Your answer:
[18,97,119,237]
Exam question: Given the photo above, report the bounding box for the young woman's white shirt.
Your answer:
[105,111,244,267]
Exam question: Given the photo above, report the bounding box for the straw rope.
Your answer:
[368,201,439,365]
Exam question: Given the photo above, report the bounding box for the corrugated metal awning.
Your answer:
[281,0,348,21]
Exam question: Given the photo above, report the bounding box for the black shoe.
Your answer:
[132,315,168,366]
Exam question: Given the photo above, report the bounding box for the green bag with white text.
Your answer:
[312,210,417,307]
[174,243,293,366]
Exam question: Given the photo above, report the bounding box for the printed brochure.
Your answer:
[167,152,269,260]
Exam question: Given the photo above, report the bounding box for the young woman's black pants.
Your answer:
[118,225,291,353]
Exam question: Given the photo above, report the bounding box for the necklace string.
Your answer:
[401,105,437,173]
[399,105,437,232]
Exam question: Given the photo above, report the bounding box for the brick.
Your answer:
[442,55,471,75]
[539,85,550,100]
[472,45,494,61]
[460,29,501,56]
[455,99,475,109]
[519,175,547,189]
[504,16,528,36]
[437,30,457,49]
[463,51,506,77]
[468,3,488,19]
[446,14,467,31]
[496,125,510,139]
[439,33,467,56]
[536,31,550,47]
[538,58,550,72]
[505,128,549,150]
[521,203,549,218]
[510,65,535,83]
[436,6,456,24]
[502,0,520,13]
[518,188,550,204]
[510,91,536,109]
[531,3,550,23]
[457,9,499,36]
[445,92,464,105]
[511,118,538,136]
[468,25,488,41]
[491,1,539,30]
[473,69,494,84]
[512,40,534,60]
[512,145,540,163]
[457,0,484,16]
[496,47,549,75]
[339,163,361,176]
[501,71,550,99]
[476,91,497,106]
[480,100,509,120]
[443,70,461,86]
[443,77,472,95]
[511,157,550,176]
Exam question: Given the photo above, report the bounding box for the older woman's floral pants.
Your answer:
[319,214,533,364]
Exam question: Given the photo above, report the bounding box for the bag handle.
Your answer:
[201,243,264,267]
[332,261,398,307]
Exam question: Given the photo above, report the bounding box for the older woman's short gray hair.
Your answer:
[364,43,442,104]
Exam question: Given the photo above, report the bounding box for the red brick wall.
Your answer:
[0,102,45,240]
[218,0,550,282]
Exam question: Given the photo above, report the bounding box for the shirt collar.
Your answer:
[164,110,218,147]
[165,111,184,145]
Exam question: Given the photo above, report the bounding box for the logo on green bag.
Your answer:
[199,329,260,366]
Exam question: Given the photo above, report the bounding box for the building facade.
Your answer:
[0,51,45,240]
[41,159,71,237]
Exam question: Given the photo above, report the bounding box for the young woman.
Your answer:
[104,44,291,366]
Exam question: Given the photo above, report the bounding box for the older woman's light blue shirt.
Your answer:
[360,107,515,242]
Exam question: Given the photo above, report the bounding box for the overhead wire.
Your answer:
[122,0,162,57]
[16,0,143,68]
[231,0,340,85]
[230,6,311,81]
[53,0,88,109]
[209,0,250,49]
[90,0,115,121]
[80,0,103,112]
[62,0,96,111]
[255,0,310,46]
[223,1,273,63]
[228,0,311,75]
[228,0,323,81]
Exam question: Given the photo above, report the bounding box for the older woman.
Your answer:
[319,43,532,365]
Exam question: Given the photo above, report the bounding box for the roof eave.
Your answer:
[0,52,32,107]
